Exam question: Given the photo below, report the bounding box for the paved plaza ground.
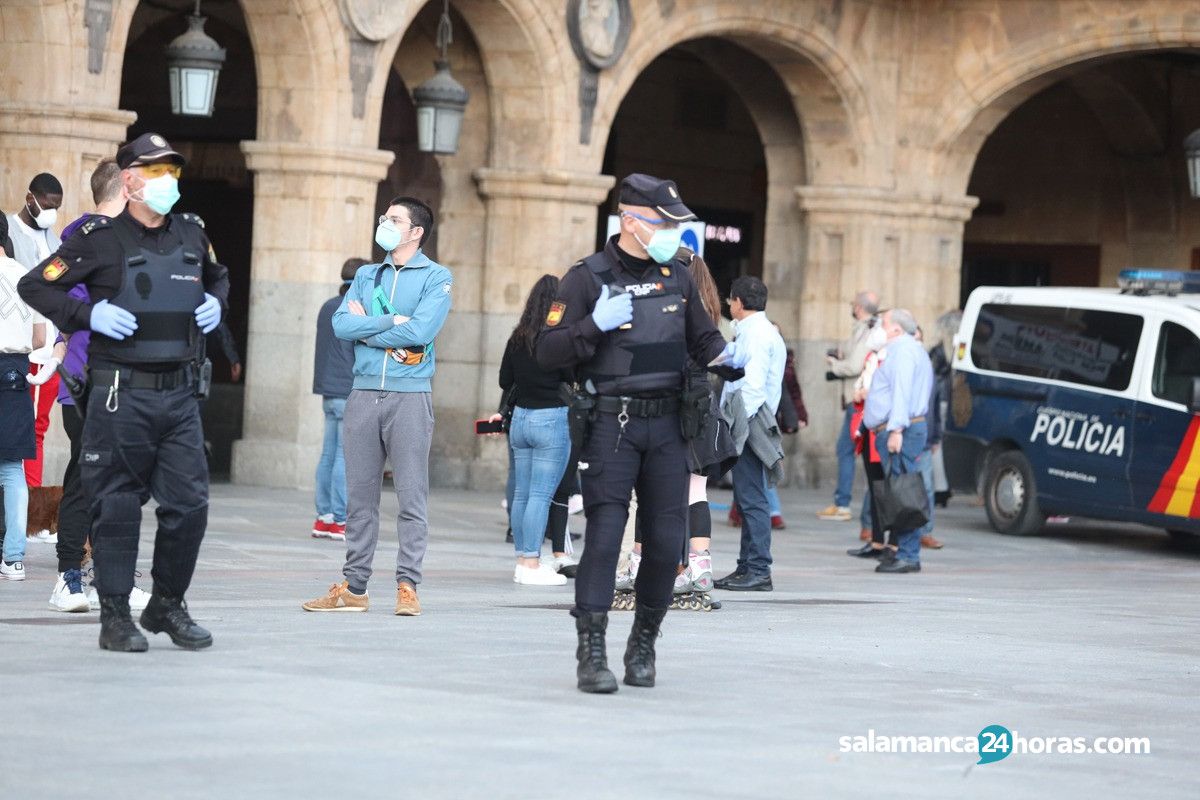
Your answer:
[1,481,1197,799]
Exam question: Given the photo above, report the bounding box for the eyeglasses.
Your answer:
[621,210,676,229]
[134,163,182,179]
[379,215,413,228]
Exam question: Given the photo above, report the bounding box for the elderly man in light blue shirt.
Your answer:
[715,276,786,592]
[863,308,933,573]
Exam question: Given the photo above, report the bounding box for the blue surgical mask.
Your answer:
[140,174,180,215]
[636,222,684,264]
[375,220,403,252]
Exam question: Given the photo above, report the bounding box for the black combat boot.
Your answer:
[140,593,213,650]
[98,595,149,652]
[623,606,667,687]
[575,611,618,694]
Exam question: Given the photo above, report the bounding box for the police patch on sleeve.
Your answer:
[546,301,566,326]
[43,257,68,281]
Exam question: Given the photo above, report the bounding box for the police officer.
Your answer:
[537,174,748,693]
[18,133,229,653]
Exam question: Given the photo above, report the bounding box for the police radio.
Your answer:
[609,284,633,330]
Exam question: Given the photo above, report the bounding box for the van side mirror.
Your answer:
[1191,377,1200,415]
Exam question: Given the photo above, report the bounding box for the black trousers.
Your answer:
[56,404,89,572]
[574,410,688,613]
[860,424,893,546]
[80,382,209,597]
[545,443,580,554]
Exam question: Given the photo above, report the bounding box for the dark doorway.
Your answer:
[961,243,1101,306]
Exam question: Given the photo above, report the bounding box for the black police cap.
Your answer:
[116,132,187,170]
[618,173,696,222]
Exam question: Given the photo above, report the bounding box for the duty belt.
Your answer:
[91,364,196,391]
[594,395,680,418]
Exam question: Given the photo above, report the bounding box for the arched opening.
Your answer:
[119,0,257,477]
[957,52,1200,303]
[600,38,798,312]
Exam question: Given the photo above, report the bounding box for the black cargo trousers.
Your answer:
[80,375,208,598]
[573,409,689,613]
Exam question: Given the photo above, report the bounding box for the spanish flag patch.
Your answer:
[546,301,566,327]
[43,257,68,281]
[1148,417,1200,518]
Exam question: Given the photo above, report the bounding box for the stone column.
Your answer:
[452,168,615,489]
[231,141,394,488]
[788,185,977,488]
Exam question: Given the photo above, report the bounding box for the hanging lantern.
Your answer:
[165,1,226,117]
[412,0,469,154]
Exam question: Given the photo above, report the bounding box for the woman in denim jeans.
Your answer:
[501,276,573,585]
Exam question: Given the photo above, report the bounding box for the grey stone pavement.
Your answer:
[2,481,1198,800]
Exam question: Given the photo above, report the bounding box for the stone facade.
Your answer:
[2,0,1198,489]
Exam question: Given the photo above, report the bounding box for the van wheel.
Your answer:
[1167,530,1200,552]
[983,451,1044,536]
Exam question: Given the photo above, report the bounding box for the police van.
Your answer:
[944,270,1200,546]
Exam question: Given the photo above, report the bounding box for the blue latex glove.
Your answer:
[719,339,750,369]
[591,285,633,332]
[195,293,222,334]
[89,299,138,340]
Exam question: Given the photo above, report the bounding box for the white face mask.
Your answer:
[866,324,888,352]
[28,196,57,230]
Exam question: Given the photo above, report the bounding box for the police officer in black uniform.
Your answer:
[18,133,229,653]
[537,174,748,693]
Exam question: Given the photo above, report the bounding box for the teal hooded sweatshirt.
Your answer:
[332,251,453,392]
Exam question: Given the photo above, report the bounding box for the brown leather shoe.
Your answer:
[859,528,872,541]
[920,534,944,549]
[395,582,421,616]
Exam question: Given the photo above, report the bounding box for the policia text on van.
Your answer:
[943,270,1200,549]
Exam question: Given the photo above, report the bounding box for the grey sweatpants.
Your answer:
[342,390,434,591]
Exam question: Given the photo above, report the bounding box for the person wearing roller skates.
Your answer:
[537,174,746,694]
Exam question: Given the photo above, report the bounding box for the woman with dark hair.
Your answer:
[499,275,575,585]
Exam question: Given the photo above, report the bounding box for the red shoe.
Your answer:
[312,518,333,538]
[771,515,786,530]
[327,522,347,542]
[728,506,742,527]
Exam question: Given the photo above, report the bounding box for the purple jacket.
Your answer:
[56,214,94,405]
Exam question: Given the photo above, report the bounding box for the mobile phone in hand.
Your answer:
[475,418,505,435]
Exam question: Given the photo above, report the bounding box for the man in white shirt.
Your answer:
[0,253,47,579]
[6,172,64,487]
[715,276,786,591]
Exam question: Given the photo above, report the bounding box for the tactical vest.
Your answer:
[90,214,206,365]
[580,250,688,396]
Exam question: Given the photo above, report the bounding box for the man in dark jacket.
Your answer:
[310,257,365,540]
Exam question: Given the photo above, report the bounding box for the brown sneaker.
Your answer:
[920,534,944,550]
[302,581,368,612]
[395,582,421,616]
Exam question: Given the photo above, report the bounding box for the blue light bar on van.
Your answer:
[1117,269,1200,295]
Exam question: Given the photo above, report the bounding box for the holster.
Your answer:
[560,383,596,449]
[194,358,212,401]
[679,370,713,441]
[56,363,89,420]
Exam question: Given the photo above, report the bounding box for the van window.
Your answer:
[971,303,1142,391]
[1152,321,1200,405]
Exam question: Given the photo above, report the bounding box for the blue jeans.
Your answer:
[733,448,772,576]
[314,397,347,521]
[1,460,28,563]
[918,448,935,536]
[874,421,928,565]
[765,485,781,516]
[834,404,857,507]
[510,406,570,558]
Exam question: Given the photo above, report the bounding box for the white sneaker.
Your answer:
[551,554,577,573]
[129,585,152,612]
[84,585,151,610]
[30,529,58,544]
[49,570,90,612]
[513,564,521,583]
[515,563,567,586]
[1,561,26,581]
